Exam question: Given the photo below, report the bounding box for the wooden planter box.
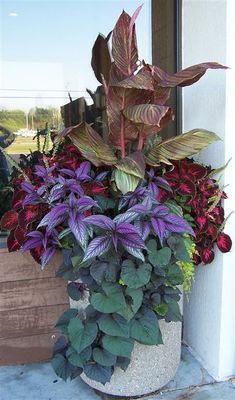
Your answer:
[0,249,68,365]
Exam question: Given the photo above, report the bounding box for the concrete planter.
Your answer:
[70,295,182,397]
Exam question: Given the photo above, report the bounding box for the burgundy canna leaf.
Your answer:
[1,210,18,230]
[83,236,111,261]
[150,62,228,88]
[7,229,20,252]
[216,233,232,253]
[91,33,112,84]
[112,9,139,77]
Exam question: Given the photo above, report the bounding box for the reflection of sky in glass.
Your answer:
[0,0,151,110]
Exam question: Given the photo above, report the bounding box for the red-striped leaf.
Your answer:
[11,190,26,209]
[7,230,20,252]
[15,225,28,246]
[150,62,228,88]
[112,7,140,77]
[115,151,146,179]
[1,210,18,230]
[177,181,196,197]
[123,104,174,138]
[57,122,117,166]
[216,233,232,253]
[18,207,40,228]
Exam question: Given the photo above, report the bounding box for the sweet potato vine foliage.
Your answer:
[0,6,232,385]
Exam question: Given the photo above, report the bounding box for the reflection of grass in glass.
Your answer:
[6,136,53,154]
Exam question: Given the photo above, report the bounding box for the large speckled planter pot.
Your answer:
[70,294,182,397]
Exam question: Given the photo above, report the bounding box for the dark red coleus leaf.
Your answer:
[201,247,215,264]
[196,215,209,232]
[207,224,218,238]
[15,225,28,246]
[18,207,41,228]
[7,230,20,252]
[216,233,232,253]
[30,246,43,264]
[0,210,18,230]
[188,163,207,181]
[193,252,201,265]
[177,181,196,197]
[11,190,26,209]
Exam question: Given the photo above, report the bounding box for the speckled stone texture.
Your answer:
[70,289,182,397]
[81,319,182,397]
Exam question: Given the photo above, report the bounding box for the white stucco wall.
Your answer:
[182,0,235,380]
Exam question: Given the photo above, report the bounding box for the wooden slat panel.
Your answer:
[0,304,68,339]
[0,332,61,365]
[0,278,68,312]
[0,250,62,282]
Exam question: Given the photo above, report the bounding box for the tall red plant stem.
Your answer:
[120,89,126,158]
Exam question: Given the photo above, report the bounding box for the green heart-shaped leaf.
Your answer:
[102,335,134,358]
[98,314,130,338]
[68,318,98,353]
[120,259,152,289]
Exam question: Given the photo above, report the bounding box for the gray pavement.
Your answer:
[0,345,234,400]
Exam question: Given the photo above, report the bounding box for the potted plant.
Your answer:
[0,5,232,397]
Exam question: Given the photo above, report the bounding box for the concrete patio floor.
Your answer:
[0,345,235,400]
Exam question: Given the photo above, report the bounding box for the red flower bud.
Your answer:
[216,233,232,253]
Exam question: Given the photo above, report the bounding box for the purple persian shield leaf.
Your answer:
[68,180,84,195]
[21,181,34,194]
[75,161,91,180]
[22,193,42,206]
[122,245,145,262]
[116,222,140,235]
[23,236,42,251]
[85,215,114,230]
[152,205,169,217]
[41,247,56,269]
[68,213,88,249]
[164,214,195,236]
[95,171,109,182]
[149,182,159,197]
[155,177,172,192]
[151,217,167,244]
[37,204,68,229]
[120,233,146,249]
[76,197,97,211]
[83,236,111,261]
[134,220,151,241]
[26,231,43,239]
[48,184,65,202]
[37,185,47,196]
[59,168,76,177]
[113,211,139,224]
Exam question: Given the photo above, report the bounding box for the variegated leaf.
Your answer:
[123,104,174,138]
[57,122,117,166]
[115,151,146,179]
[150,62,228,88]
[146,129,220,166]
[114,169,140,195]
[112,7,141,77]
[113,66,156,90]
